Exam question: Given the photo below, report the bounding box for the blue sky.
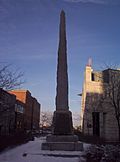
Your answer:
[0,0,120,113]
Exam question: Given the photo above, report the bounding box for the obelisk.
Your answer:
[41,10,83,151]
[52,10,73,135]
[56,10,69,111]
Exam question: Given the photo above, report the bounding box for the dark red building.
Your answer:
[9,90,41,131]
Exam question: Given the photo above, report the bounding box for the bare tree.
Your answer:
[40,111,53,129]
[93,67,120,141]
[72,112,82,130]
[0,64,24,90]
[103,68,120,142]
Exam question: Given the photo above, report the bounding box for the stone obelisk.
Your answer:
[42,10,83,151]
[52,10,73,135]
[56,10,68,111]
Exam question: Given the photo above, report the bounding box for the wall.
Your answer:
[81,66,119,142]
[0,88,16,135]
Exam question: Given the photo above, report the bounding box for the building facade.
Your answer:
[15,100,24,132]
[0,88,16,135]
[81,64,120,142]
[32,97,40,130]
[9,90,40,131]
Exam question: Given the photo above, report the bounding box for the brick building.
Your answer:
[0,88,16,135]
[9,90,40,131]
[15,100,24,132]
[81,64,120,142]
[32,97,40,130]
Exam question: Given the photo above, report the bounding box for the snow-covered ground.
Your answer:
[0,137,90,162]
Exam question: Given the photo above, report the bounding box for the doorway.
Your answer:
[92,112,100,136]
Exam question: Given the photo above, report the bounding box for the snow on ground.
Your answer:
[0,137,90,162]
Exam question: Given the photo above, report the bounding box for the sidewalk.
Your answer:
[0,137,90,162]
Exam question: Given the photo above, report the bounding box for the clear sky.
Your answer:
[0,0,120,113]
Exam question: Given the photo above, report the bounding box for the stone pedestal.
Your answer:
[41,141,83,151]
[41,110,83,151]
[46,134,78,142]
[52,110,73,135]
[42,134,83,151]
[41,111,83,151]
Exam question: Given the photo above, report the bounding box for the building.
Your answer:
[9,90,40,131]
[15,100,24,132]
[32,97,40,130]
[0,88,16,135]
[81,63,120,142]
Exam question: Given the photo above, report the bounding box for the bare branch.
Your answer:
[40,111,53,127]
[93,65,120,141]
[0,64,25,90]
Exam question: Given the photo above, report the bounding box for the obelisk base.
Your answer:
[46,134,78,142]
[41,110,83,151]
[41,141,83,151]
[52,110,73,135]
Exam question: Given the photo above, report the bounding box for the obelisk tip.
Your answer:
[61,10,65,15]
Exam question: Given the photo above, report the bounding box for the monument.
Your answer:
[42,10,83,151]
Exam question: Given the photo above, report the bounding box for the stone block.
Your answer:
[46,134,78,142]
[41,142,83,151]
[75,142,84,151]
[52,111,73,135]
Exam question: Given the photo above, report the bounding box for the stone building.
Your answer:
[0,88,16,135]
[81,64,120,142]
[9,90,40,131]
